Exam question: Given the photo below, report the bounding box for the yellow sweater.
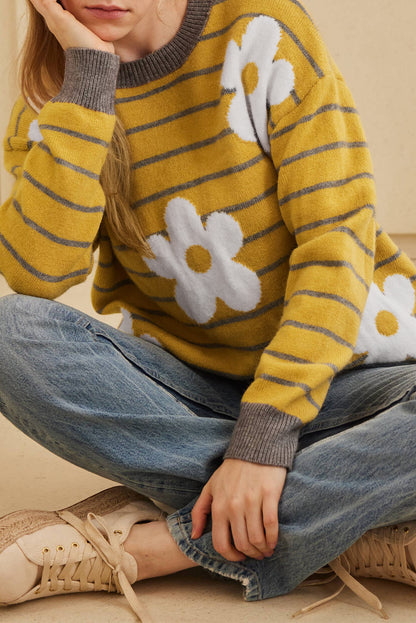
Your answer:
[2,0,416,467]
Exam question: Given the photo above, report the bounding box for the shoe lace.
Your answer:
[35,510,152,623]
[292,529,401,620]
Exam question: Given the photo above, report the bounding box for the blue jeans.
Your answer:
[1,293,416,600]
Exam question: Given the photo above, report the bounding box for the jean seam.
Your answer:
[87,325,235,416]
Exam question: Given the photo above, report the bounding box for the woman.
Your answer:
[0,0,416,620]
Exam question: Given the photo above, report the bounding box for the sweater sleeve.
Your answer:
[0,48,119,299]
[225,75,377,469]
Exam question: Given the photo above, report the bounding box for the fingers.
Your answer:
[191,487,212,540]
[262,493,279,551]
[211,510,247,562]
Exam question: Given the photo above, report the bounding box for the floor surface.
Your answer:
[0,272,415,622]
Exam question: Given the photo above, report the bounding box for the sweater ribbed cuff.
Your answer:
[224,403,302,469]
[52,48,120,114]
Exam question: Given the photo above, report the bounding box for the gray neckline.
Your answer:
[117,0,214,88]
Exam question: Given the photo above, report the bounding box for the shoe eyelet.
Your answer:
[56,545,65,552]
[393,526,399,532]
[72,542,79,548]
[404,527,410,534]
[113,529,123,535]
[42,547,50,554]
[34,589,40,595]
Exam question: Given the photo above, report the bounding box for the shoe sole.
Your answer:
[0,486,142,554]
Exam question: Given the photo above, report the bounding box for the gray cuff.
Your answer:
[52,48,120,113]
[224,403,302,469]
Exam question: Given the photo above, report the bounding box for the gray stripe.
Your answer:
[12,199,90,248]
[131,297,285,331]
[7,104,27,149]
[287,0,314,20]
[98,258,117,268]
[201,184,277,221]
[134,307,168,317]
[332,226,374,258]
[243,220,284,245]
[23,171,104,213]
[278,21,324,78]
[36,142,100,180]
[126,99,220,135]
[129,309,267,352]
[201,12,323,77]
[15,105,26,137]
[129,185,278,241]
[38,124,110,147]
[280,172,374,206]
[264,349,339,373]
[0,232,91,283]
[281,319,354,349]
[411,274,416,284]
[11,165,22,177]
[125,266,158,278]
[93,279,132,293]
[199,297,285,330]
[293,204,375,236]
[286,289,362,317]
[271,104,358,141]
[290,260,369,291]
[290,89,301,106]
[257,254,291,277]
[190,340,269,351]
[149,295,176,303]
[345,353,368,369]
[132,128,233,170]
[281,141,368,168]
[376,226,383,237]
[119,185,278,242]
[115,64,223,104]
[132,153,264,209]
[375,250,402,271]
[260,373,320,411]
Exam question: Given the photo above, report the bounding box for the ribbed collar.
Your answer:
[117,0,214,88]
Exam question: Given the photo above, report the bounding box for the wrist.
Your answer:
[52,48,120,113]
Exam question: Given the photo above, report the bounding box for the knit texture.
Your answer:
[2,0,416,468]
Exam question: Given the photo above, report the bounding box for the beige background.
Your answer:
[0,0,415,257]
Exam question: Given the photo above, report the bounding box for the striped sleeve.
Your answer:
[225,75,376,468]
[0,49,119,298]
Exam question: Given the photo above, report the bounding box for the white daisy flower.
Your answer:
[144,197,261,324]
[28,120,43,143]
[354,274,416,363]
[221,15,295,153]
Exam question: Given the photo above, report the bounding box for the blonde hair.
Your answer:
[19,0,152,255]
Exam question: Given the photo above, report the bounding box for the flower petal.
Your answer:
[268,59,296,106]
[145,234,178,279]
[204,212,244,258]
[175,278,217,324]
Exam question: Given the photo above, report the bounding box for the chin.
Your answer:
[90,25,130,42]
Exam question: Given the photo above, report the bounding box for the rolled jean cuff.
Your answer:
[166,499,262,601]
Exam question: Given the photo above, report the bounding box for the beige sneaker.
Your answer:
[295,521,416,619]
[0,486,165,621]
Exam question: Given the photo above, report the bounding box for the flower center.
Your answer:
[242,62,259,95]
[375,310,399,336]
[185,244,212,273]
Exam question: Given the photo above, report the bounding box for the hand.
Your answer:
[29,0,115,54]
[191,458,287,561]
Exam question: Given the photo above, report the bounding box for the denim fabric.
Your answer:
[1,294,416,601]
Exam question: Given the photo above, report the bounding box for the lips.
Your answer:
[88,4,125,9]
[86,5,129,19]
